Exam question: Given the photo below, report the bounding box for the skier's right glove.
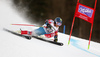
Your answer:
[45,19,49,25]
[45,20,51,29]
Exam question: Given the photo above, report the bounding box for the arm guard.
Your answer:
[54,31,58,39]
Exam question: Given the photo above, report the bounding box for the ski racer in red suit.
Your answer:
[21,17,62,42]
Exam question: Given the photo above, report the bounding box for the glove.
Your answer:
[45,20,49,25]
[45,20,51,29]
[54,38,58,42]
[47,24,51,29]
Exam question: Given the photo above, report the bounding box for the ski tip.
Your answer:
[56,42,63,46]
[60,43,63,46]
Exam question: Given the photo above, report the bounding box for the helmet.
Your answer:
[55,17,62,26]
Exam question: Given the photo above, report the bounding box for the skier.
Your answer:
[21,17,62,42]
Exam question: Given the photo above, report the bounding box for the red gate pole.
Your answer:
[88,24,93,49]
[68,16,76,45]
[88,0,97,49]
[68,0,80,45]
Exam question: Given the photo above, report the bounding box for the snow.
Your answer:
[0,0,100,57]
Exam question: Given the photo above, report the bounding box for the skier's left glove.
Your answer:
[54,34,58,42]
[54,38,58,42]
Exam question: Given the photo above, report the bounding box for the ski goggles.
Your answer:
[57,22,62,26]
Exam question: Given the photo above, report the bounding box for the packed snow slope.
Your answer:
[0,0,100,57]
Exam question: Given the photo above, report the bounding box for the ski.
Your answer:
[3,28,31,40]
[3,28,63,46]
[32,36,63,46]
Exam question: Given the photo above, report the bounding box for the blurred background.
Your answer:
[13,0,100,43]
